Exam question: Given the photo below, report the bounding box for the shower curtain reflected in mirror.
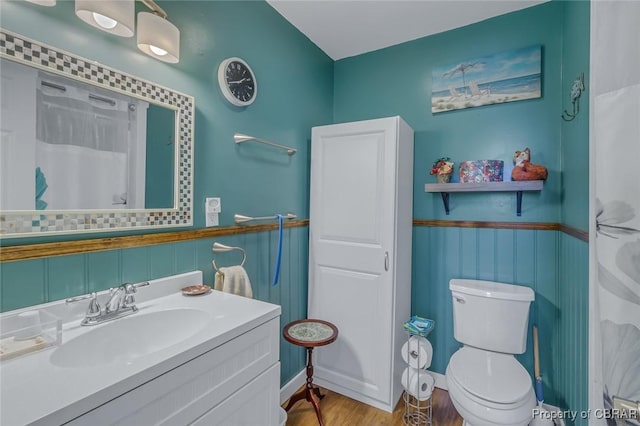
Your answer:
[35,77,146,210]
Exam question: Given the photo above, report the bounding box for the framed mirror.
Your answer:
[0,30,194,238]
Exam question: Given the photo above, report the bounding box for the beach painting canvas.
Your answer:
[431,45,542,114]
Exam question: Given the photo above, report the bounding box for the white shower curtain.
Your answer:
[34,72,142,210]
[36,141,128,210]
[590,1,640,424]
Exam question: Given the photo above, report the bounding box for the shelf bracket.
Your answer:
[516,191,523,216]
[425,181,543,217]
[440,192,450,215]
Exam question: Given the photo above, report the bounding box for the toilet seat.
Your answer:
[447,346,532,408]
[446,375,535,426]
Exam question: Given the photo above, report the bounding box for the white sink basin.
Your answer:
[50,308,210,368]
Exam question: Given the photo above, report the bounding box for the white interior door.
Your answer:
[309,118,397,405]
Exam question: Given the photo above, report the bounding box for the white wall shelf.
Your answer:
[424,180,544,216]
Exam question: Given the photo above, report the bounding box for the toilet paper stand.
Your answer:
[403,390,432,426]
[402,331,433,426]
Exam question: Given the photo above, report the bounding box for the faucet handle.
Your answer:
[85,293,101,319]
[122,281,150,294]
[122,282,149,309]
[66,292,101,318]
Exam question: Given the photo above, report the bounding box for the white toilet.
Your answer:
[445,279,536,426]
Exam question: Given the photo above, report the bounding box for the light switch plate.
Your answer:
[206,213,219,227]
[205,198,221,227]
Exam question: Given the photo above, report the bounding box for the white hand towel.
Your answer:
[401,336,433,369]
[401,367,435,401]
[213,264,253,298]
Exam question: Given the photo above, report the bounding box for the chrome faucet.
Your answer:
[66,282,149,326]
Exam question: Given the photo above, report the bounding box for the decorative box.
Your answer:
[459,160,504,183]
[0,310,61,361]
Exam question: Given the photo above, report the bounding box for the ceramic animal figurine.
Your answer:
[511,148,548,181]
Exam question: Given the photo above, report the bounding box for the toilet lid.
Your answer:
[448,347,532,405]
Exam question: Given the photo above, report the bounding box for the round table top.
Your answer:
[283,319,338,347]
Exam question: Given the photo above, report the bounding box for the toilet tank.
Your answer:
[449,279,534,354]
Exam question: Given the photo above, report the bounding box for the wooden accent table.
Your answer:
[283,319,338,426]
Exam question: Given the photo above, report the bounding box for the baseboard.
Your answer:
[430,371,447,391]
[280,369,448,406]
[280,369,306,405]
[313,377,396,413]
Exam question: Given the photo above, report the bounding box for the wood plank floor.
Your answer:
[283,387,463,426]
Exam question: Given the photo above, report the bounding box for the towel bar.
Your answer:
[234,213,297,224]
[234,133,296,156]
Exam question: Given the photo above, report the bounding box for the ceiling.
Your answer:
[266,0,549,60]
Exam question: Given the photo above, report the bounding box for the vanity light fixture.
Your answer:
[75,0,135,37]
[136,2,180,64]
[73,0,180,63]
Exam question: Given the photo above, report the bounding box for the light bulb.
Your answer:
[149,45,168,56]
[92,12,118,29]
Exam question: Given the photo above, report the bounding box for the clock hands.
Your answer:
[228,78,249,85]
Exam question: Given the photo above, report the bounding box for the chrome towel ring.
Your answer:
[212,242,247,272]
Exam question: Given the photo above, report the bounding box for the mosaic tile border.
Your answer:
[0,30,194,238]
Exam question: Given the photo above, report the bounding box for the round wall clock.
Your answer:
[217,57,257,107]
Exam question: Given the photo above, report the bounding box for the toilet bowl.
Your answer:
[446,346,536,426]
[445,279,536,426]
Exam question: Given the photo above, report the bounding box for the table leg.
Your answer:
[305,348,325,425]
[309,389,324,426]
[284,347,325,426]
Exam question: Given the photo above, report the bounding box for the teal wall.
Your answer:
[334,0,590,413]
[560,0,590,232]
[0,0,333,386]
[557,234,589,426]
[334,2,564,223]
[557,1,590,424]
[145,105,175,209]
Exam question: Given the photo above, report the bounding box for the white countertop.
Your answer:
[0,271,281,426]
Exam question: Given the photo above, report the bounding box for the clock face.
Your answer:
[218,57,257,106]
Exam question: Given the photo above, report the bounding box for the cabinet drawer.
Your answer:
[192,363,280,426]
[66,318,279,426]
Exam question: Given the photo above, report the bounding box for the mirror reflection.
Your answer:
[0,57,176,211]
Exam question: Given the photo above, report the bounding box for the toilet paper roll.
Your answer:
[401,336,433,369]
[401,367,435,401]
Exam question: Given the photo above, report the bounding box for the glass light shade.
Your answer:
[25,0,57,6]
[137,12,180,64]
[75,0,134,37]
[92,13,118,30]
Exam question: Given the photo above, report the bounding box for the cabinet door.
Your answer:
[67,319,279,426]
[308,117,398,407]
[191,363,280,426]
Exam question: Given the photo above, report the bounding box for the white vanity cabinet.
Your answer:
[0,272,282,426]
[67,319,280,426]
